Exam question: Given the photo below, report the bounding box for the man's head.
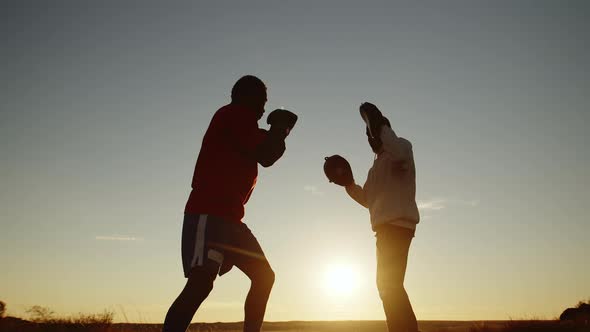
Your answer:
[231,75,267,120]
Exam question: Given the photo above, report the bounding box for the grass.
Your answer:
[1,301,589,332]
[4,319,588,332]
[469,320,590,332]
[0,305,114,332]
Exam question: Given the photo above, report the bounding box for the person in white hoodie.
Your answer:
[324,102,419,332]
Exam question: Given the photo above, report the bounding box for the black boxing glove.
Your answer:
[267,109,298,137]
[255,109,296,167]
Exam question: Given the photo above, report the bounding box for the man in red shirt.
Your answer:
[163,76,297,332]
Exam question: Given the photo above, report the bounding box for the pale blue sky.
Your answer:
[1,0,589,322]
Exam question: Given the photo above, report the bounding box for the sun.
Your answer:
[322,263,359,296]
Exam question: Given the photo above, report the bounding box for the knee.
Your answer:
[377,281,404,301]
[186,269,216,296]
[201,277,215,294]
[252,267,275,291]
[261,267,275,290]
[267,268,276,287]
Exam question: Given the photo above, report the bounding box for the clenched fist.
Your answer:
[267,109,298,137]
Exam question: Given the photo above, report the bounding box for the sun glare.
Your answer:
[323,263,359,296]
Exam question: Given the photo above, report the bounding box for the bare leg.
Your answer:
[162,269,216,332]
[237,258,275,332]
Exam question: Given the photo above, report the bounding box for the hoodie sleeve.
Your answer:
[345,183,368,208]
[380,126,412,162]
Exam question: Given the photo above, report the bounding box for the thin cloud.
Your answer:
[417,199,446,211]
[304,185,324,196]
[417,197,479,216]
[455,199,479,207]
[95,235,144,241]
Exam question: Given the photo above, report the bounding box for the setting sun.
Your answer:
[322,263,360,296]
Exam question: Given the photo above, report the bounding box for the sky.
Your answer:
[1,0,589,323]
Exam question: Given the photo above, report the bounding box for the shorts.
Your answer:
[181,214,268,278]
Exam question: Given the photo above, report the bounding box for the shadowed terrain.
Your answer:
[4,319,588,332]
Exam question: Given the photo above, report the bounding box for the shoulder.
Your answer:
[211,105,230,123]
[213,104,256,126]
[398,137,413,149]
[215,104,239,120]
[381,127,413,148]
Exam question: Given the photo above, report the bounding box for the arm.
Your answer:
[223,108,293,167]
[323,155,367,207]
[380,127,412,170]
[345,183,368,208]
[224,109,267,159]
[256,109,298,167]
[255,128,286,167]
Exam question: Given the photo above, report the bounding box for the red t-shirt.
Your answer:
[184,104,267,223]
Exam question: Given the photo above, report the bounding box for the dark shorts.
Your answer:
[181,214,268,278]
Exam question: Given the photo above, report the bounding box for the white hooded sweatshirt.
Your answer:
[346,126,420,232]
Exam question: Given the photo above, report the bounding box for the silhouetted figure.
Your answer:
[162,75,297,332]
[324,102,420,332]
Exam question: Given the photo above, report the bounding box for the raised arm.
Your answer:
[256,109,298,167]
[255,127,286,167]
[224,108,297,167]
[380,126,411,163]
[381,127,413,171]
